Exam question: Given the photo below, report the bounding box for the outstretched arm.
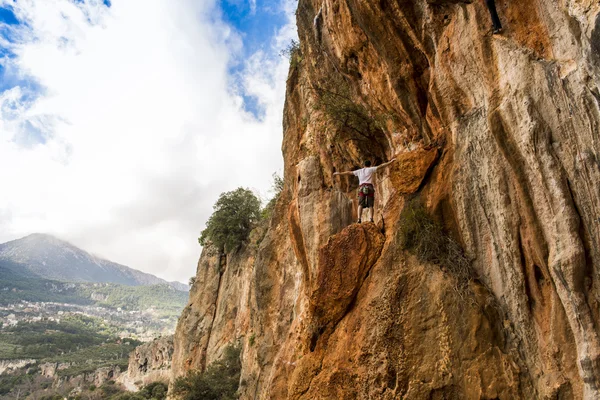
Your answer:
[377,158,396,169]
[333,171,355,177]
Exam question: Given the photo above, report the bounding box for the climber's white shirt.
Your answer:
[353,167,378,185]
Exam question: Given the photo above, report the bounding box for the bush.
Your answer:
[173,345,241,400]
[110,393,145,400]
[313,74,391,162]
[315,74,385,141]
[399,199,473,292]
[199,188,262,253]
[261,173,284,220]
[104,387,157,400]
[280,39,302,68]
[138,381,168,400]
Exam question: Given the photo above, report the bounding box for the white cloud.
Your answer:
[0,0,297,282]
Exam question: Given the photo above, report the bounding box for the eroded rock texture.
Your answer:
[121,336,174,390]
[172,0,600,398]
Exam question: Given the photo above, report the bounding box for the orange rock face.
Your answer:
[309,224,384,335]
[172,0,600,398]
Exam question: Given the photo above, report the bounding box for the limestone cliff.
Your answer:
[120,336,174,391]
[0,359,35,375]
[173,0,600,398]
[40,361,124,388]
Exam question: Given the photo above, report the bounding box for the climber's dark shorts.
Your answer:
[358,184,375,208]
[485,0,502,30]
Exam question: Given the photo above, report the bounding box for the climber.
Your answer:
[485,0,503,34]
[333,158,396,223]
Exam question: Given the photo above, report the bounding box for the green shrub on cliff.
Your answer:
[261,173,284,220]
[140,382,168,400]
[280,39,301,68]
[110,381,168,400]
[173,345,241,400]
[314,74,387,141]
[199,188,261,253]
[399,199,473,291]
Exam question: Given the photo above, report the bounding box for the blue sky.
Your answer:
[0,0,296,283]
[221,0,288,55]
[0,6,18,25]
[0,5,18,91]
[220,0,291,116]
[0,3,53,147]
[0,0,292,119]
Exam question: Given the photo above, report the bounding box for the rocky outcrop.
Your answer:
[39,362,69,378]
[90,292,108,302]
[308,223,385,333]
[173,0,600,398]
[40,362,124,388]
[0,359,35,375]
[120,336,173,391]
[38,338,173,393]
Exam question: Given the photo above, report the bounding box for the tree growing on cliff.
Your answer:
[261,173,284,220]
[280,39,301,69]
[313,73,390,161]
[199,188,261,253]
[172,345,241,400]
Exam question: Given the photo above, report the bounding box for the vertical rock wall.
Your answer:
[120,336,174,390]
[172,0,600,398]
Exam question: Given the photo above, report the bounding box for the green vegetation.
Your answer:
[0,315,144,399]
[198,175,286,255]
[0,315,140,363]
[280,39,302,69]
[0,269,187,320]
[22,380,168,400]
[399,199,473,291]
[0,265,184,398]
[80,283,188,316]
[97,381,168,400]
[0,371,39,397]
[312,73,396,163]
[314,74,386,144]
[0,261,94,306]
[136,381,168,400]
[261,173,284,220]
[51,342,137,377]
[199,188,262,253]
[173,345,241,400]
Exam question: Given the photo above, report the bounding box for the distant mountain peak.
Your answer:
[21,232,74,242]
[24,232,58,239]
[0,234,189,291]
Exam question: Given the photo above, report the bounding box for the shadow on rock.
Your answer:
[308,223,385,349]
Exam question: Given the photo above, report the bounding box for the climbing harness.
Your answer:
[358,183,374,197]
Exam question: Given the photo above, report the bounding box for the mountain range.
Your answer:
[0,233,188,291]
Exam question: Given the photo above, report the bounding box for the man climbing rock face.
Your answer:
[334,158,396,223]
